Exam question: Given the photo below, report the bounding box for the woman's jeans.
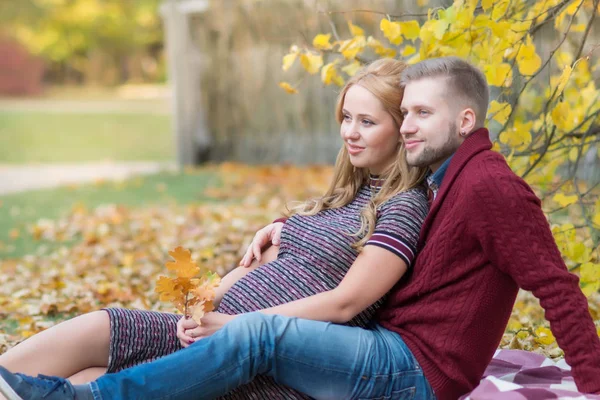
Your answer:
[90,312,435,399]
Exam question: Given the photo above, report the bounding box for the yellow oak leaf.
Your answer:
[165,246,200,278]
[312,33,332,50]
[402,46,416,57]
[551,102,570,131]
[516,36,541,75]
[348,21,365,37]
[341,61,361,77]
[321,62,345,86]
[484,63,512,87]
[554,65,572,98]
[580,263,600,283]
[534,327,555,345]
[300,52,323,75]
[552,193,578,207]
[380,19,403,45]
[282,53,297,72]
[278,82,298,94]
[488,100,511,125]
[399,21,420,40]
[155,276,184,303]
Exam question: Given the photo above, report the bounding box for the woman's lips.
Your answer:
[347,144,365,155]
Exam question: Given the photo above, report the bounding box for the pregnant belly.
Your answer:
[216,259,383,328]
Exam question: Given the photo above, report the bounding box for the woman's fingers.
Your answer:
[271,222,284,245]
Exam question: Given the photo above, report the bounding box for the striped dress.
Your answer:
[104,181,428,399]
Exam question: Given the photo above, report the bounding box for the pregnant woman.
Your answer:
[0,58,428,400]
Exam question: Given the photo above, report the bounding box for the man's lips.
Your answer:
[347,144,365,155]
[404,140,423,150]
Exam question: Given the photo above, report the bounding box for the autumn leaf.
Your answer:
[552,193,578,207]
[341,61,361,77]
[165,246,200,278]
[312,33,332,50]
[278,82,298,94]
[489,100,512,125]
[300,52,323,75]
[348,21,365,37]
[380,19,403,45]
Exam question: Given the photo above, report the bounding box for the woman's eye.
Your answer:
[418,110,429,116]
[362,119,374,125]
[343,114,351,121]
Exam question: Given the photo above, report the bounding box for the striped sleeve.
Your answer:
[365,188,429,267]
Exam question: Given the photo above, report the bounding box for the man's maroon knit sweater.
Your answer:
[377,128,600,399]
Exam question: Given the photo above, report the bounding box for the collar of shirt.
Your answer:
[426,155,454,199]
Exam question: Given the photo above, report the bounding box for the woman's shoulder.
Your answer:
[385,184,428,206]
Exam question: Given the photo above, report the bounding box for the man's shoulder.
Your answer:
[456,150,537,201]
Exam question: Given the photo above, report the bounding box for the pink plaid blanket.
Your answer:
[461,349,600,399]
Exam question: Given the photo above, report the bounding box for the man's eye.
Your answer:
[419,110,429,116]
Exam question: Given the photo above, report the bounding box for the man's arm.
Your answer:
[471,162,600,394]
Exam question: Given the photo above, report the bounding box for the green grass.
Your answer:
[0,170,221,259]
[0,111,173,163]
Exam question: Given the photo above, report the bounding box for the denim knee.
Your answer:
[225,312,276,340]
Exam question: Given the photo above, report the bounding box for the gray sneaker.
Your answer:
[0,366,76,400]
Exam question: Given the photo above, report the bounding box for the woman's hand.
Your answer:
[177,316,199,348]
[180,313,236,344]
[239,222,284,267]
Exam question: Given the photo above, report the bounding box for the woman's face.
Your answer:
[340,84,400,175]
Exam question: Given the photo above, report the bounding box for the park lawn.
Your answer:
[0,169,221,260]
[0,111,173,163]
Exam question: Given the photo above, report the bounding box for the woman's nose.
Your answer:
[343,123,360,140]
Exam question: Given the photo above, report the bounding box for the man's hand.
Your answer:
[239,222,284,267]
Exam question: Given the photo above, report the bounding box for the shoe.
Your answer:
[0,366,76,400]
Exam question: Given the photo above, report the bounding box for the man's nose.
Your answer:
[400,117,416,135]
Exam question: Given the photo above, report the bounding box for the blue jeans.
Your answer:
[90,313,435,400]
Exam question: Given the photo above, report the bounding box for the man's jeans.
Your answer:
[90,312,435,399]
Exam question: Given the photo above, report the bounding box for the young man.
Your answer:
[2,57,599,400]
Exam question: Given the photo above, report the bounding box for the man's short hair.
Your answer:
[400,57,490,126]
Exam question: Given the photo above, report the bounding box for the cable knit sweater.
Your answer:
[377,128,600,400]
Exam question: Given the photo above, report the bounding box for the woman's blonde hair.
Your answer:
[288,58,427,249]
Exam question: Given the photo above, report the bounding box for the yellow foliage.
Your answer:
[348,21,365,37]
[380,19,403,45]
[534,327,555,345]
[489,101,512,125]
[321,62,345,87]
[554,65,572,98]
[341,61,362,77]
[516,36,541,75]
[485,63,512,87]
[399,21,421,40]
[300,52,323,75]
[278,81,299,94]
[165,247,200,279]
[312,34,332,50]
[552,193,578,207]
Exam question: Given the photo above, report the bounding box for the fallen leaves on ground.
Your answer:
[0,163,595,360]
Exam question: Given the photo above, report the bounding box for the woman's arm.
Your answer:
[213,244,279,307]
[194,246,407,339]
[259,245,407,323]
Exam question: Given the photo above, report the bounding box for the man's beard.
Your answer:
[407,122,461,168]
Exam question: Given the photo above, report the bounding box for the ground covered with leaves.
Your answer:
[0,164,597,359]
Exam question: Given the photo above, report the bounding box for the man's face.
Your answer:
[400,77,463,172]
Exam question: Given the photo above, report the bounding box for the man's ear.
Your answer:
[459,108,477,135]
